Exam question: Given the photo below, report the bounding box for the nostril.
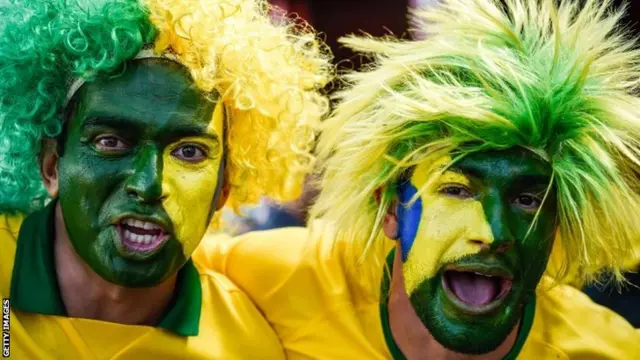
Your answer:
[126,187,141,198]
[494,243,512,253]
[469,239,490,250]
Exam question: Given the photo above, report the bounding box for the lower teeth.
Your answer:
[123,229,158,245]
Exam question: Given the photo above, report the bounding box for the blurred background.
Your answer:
[222,0,640,327]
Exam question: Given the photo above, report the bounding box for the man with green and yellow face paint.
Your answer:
[0,0,330,358]
[199,0,640,358]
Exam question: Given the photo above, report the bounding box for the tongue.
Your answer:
[447,271,499,306]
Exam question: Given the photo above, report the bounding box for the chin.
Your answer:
[409,275,523,355]
[106,267,172,288]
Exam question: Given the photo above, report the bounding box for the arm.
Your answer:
[194,227,318,328]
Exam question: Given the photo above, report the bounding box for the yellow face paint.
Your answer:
[401,155,494,295]
[161,102,224,257]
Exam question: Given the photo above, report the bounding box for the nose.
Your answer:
[469,239,490,251]
[465,202,495,250]
[484,193,515,253]
[124,146,164,203]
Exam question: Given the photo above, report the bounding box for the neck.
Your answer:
[387,247,518,360]
[53,203,176,326]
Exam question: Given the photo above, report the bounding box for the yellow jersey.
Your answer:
[0,202,285,360]
[196,224,640,360]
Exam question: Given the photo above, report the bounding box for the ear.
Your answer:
[375,188,400,240]
[215,175,231,211]
[40,138,60,198]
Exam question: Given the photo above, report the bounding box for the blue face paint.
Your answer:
[396,181,422,262]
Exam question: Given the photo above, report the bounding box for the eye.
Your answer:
[172,144,207,163]
[513,194,542,211]
[94,135,128,151]
[439,184,474,199]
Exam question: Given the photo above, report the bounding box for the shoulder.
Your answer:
[0,212,24,296]
[0,212,22,254]
[197,269,269,322]
[524,277,639,358]
[0,212,24,237]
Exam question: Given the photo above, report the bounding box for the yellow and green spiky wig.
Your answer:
[311,0,640,286]
[0,0,332,218]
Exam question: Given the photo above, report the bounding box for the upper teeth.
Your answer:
[475,272,493,277]
[122,218,163,231]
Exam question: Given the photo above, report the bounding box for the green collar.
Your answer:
[379,249,535,360]
[9,200,203,336]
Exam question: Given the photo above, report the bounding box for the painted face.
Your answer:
[57,59,224,287]
[396,149,557,354]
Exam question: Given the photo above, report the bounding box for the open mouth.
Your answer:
[115,218,170,257]
[442,267,513,314]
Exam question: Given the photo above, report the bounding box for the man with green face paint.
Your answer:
[0,0,331,358]
[198,0,640,358]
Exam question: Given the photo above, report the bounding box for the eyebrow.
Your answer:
[81,116,142,134]
[450,162,551,187]
[443,166,465,176]
[83,115,132,126]
[510,174,551,188]
[168,127,220,142]
[81,116,220,142]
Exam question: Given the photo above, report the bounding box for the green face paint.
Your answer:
[397,148,557,354]
[57,59,224,287]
